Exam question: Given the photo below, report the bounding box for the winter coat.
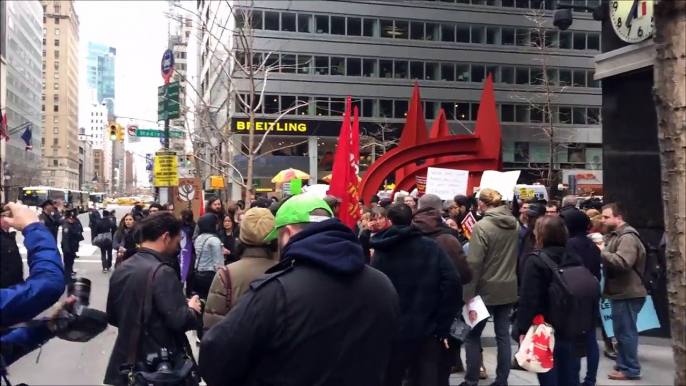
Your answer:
[601,224,647,299]
[370,224,462,343]
[412,207,472,284]
[88,209,102,228]
[199,219,399,386]
[220,231,238,264]
[202,246,277,331]
[359,228,372,264]
[513,246,585,340]
[0,223,65,366]
[104,248,202,385]
[39,211,60,241]
[0,228,24,289]
[463,205,520,306]
[94,217,116,237]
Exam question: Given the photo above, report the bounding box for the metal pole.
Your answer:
[164,84,170,149]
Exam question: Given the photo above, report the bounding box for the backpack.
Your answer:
[539,252,600,338]
[618,230,663,295]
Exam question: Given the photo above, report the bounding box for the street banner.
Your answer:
[599,271,661,337]
[461,212,477,240]
[426,167,469,199]
[479,170,521,201]
[415,175,427,197]
[328,98,360,229]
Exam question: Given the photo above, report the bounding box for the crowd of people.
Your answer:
[0,187,657,386]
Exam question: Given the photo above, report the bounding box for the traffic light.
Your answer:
[116,125,125,142]
[185,154,193,166]
[109,124,117,141]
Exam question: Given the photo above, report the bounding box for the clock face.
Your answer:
[610,0,654,43]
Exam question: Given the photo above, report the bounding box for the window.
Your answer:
[408,61,424,80]
[394,100,408,118]
[558,107,572,124]
[297,14,312,33]
[471,65,485,83]
[53,127,59,134]
[54,61,59,70]
[264,11,279,31]
[315,98,329,116]
[486,26,500,44]
[362,99,373,117]
[394,20,409,39]
[573,107,587,124]
[315,15,329,34]
[54,73,59,79]
[442,102,455,119]
[559,31,573,49]
[53,138,59,145]
[380,60,393,78]
[559,69,572,86]
[573,70,586,87]
[426,23,439,41]
[425,101,436,119]
[54,39,60,47]
[53,94,59,103]
[573,32,586,50]
[331,16,345,35]
[501,104,515,122]
[456,24,470,43]
[54,5,60,13]
[472,25,486,44]
[54,28,60,36]
[281,13,296,31]
[379,99,393,117]
[347,58,361,76]
[297,55,311,74]
[380,19,394,38]
[331,57,345,75]
[363,59,377,77]
[515,67,529,84]
[294,96,308,115]
[54,117,59,123]
[588,71,600,88]
[486,65,498,82]
[315,56,329,75]
[471,103,480,121]
[347,17,362,36]
[441,24,455,42]
[250,10,263,29]
[281,95,296,114]
[55,50,59,58]
[330,98,345,116]
[410,22,424,40]
[363,18,376,37]
[281,54,296,73]
[53,160,58,166]
[263,94,279,114]
[515,105,528,122]
[456,63,470,81]
[455,103,469,120]
[394,60,408,79]
[441,63,455,81]
[501,67,514,84]
[502,28,515,45]
[516,29,530,46]
[426,62,440,80]
[587,33,600,50]
[587,108,601,124]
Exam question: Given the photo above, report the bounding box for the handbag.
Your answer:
[93,232,113,248]
[514,315,555,373]
[449,317,472,343]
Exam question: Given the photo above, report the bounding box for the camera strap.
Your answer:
[126,263,165,366]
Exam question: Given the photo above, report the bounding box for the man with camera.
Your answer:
[1,203,69,378]
[104,212,203,386]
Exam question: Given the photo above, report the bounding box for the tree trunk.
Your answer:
[653,2,686,385]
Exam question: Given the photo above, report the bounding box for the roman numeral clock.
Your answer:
[610,0,655,43]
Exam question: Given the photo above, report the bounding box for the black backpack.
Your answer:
[618,230,664,295]
[539,252,600,338]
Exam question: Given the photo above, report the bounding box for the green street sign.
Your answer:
[135,128,184,139]
[157,82,180,120]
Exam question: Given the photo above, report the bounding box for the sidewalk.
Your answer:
[450,322,676,385]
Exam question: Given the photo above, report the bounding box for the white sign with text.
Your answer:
[425,167,469,200]
[478,170,522,201]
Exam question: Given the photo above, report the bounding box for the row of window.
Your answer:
[240,52,600,88]
[237,10,600,51]
[425,0,600,11]
[237,94,601,125]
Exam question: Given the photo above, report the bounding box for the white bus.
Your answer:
[89,192,107,209]
[20,186,69,212]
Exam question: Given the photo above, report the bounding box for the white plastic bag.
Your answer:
[515,315,555,373]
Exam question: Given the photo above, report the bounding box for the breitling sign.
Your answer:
[231,119,340,137]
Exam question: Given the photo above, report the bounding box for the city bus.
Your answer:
[68,190,90,213]
[20,186,68,212]
[89,192,107,209]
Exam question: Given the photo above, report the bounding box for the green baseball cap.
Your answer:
[264,194,334,241]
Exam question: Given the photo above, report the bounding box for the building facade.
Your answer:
[3,0,43,193]
[124,150,135,195]
[41,0,80,189]
[0,0,7,202]
[77,135,93,190]
[197,0,603,197]
[86,42,116,116]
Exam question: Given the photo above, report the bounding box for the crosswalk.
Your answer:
[18,243,100,257]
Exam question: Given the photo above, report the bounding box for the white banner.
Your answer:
[425,167,469,200]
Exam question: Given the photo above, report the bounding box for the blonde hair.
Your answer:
[586,209,600,218]
[478,188,502,208]
[591,214,603,231]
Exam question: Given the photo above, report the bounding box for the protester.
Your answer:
[112,213,136,268]
[546,201,559,216]
[220,214,237,264]
[104,212,202,385]
[370,194,380,207]
[179,209,195,283]
[199,194,399,386]
[191,213,225,307]
[192,196,224,242]
[203,207,278,331]
[165,202,175,212]
[323,195,342,217]
[446,217,459,231]
[148,202,164,213]
[361,206,391,263]
[0,208,24,289]
[88,203,102,242]
[403,195,416,211]
[94,209,117,273]
[599,203,647,381]
[518,203,546,278]
[131,203,144,221]
[461,188,520,386]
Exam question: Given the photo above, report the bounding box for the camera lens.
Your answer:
[69,277,92,308]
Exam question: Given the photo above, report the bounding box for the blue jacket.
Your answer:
[1,223,65,367]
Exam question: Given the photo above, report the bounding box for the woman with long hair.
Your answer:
[113,213,136,268]
[227,204,241,239]
[221,214,238,264]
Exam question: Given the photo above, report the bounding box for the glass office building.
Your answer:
[86,42,116,116]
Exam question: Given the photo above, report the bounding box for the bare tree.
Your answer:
[360,121,400,161]
[653,2,686,384]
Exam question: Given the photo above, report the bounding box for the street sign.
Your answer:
[126,124,140,143]
[157,82,180,120]
[135,128,184,138]
[161,49,175,83]
[153,150,179,187]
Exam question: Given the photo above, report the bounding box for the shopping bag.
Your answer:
[514,315,555,373]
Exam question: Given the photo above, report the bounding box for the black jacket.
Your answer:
[370,225,462,343]
[94,217,117,237]
[104,248,202,385]
[39,211,60,241]
[513,246,583,339]
[88,209,101,228]
[199,219,399,386]
[0,228,24,288]
[60,221,81,257]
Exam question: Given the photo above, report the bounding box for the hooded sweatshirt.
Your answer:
[463,205,520,306]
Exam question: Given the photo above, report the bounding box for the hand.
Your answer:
[118,246,126,252]
[1,202,40,231]
[48,295,78,332]
[468,310,478,324]
[188,295,201,313]
[222,248,230,255]
[597,242,605,250]
[442,338,449,349]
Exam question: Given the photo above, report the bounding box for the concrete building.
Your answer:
[86,42,116,116]
[0,0,6,202]
[3,0,43,194]
[41,0,80,189]
[77,135,93,190]
[78,90,108,150]
[124,150,136,195]
[196,0,602,197]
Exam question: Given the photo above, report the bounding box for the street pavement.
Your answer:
[7,204,676,385]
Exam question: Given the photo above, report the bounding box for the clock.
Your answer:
[610,0,654,43]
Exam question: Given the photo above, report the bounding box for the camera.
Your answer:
[69,277,92,313]
[53,277,108,343]
[146,348,174,373]
[553,9,573,30]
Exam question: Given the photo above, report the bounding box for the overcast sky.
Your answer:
[76,0,169,183]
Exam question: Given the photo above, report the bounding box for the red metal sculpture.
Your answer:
[359,75,502,203]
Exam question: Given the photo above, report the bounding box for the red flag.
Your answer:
[328,97,360,229]
[0,111,9,141]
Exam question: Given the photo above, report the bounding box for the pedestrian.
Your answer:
[94,209,117,272]
[165,202,175,212]
[38,199,60,241]
[323,194,342,217]
[104,212,203,386]
[1,206,24,288]
[220,214,237,264]
[60,211,81,282]
[192,196,224,242]
[203,207,278,331]
[403,195,416,211]
[87,203,101,242]
[148,202,164,213]
[461,188,520,386]
[599,203,647,381]
[112,213,135,268]
[131,202,144,221]
[199,194,399,386]
[371,202,462,386]
[179,209,195,283]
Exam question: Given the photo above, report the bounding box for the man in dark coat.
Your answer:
[371,202,462,386]
[0,215,24,289]
[88,204,102,242]
[60,212,81,282]
[104,212,202,385]
[199,195,399,386]
[38,199,60,241]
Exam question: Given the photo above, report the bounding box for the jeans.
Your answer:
[611,297,645,377]
[100,247,112,270]
[572,330,600,385]
[383,338,444,386]
[537,335,576,386]
[464,303,513,385]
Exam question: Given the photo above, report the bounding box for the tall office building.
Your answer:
[41,0,80,189]
[86,42,116,116]
[197,0,602,198]
[0,0,7,201]
[3,0,43,191]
